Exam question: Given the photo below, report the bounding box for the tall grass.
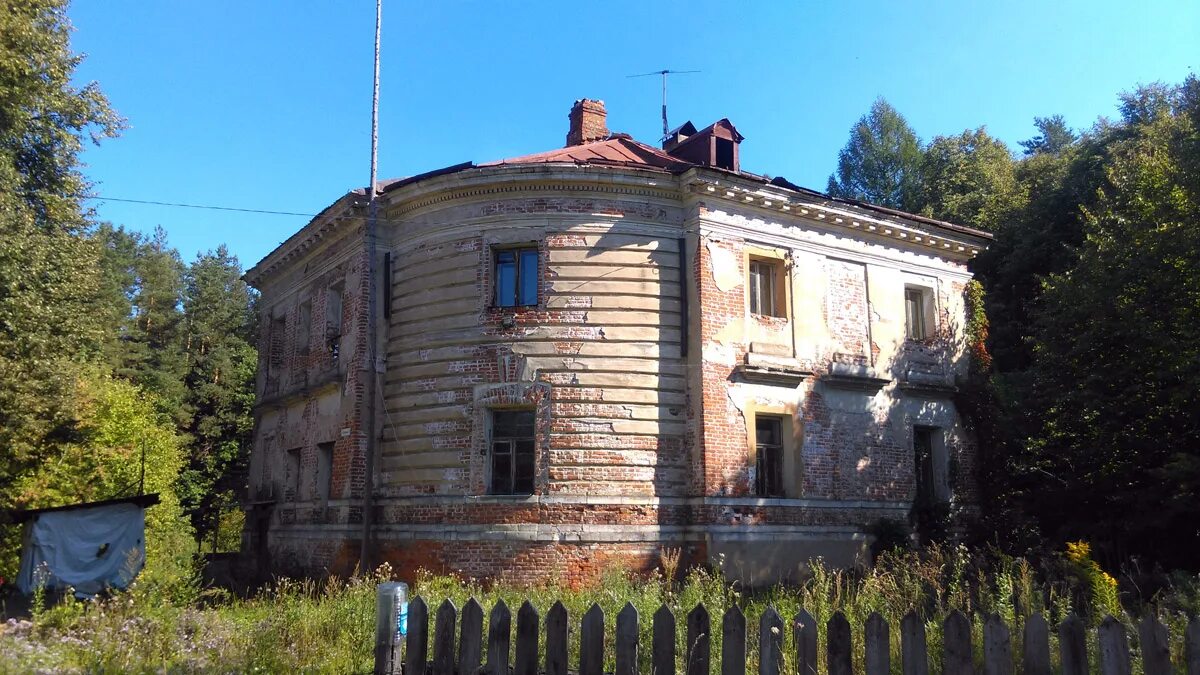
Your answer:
[1,543,1195,673]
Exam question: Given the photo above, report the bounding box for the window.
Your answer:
[285,447,301,501]
[494,247,539,307]
[297,300,312,355]
[268,315,287,381]
[326,283,344,363]
[316,442,333,502]
[715,137,735,170]
[489,410,535,495]
[748,259,783,317]
[754,416,784,497]
[905,287,928,340]
[912,427,936,510]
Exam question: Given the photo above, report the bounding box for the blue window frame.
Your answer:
[494,247,539,307]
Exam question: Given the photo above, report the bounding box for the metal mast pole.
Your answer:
[661,71,668,137]
[360,0,382,571]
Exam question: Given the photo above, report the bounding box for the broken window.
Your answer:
[489,409,535,495]
[316,442,333,502]
[905,287,930,340]
[326,282,344,363]
[494,247,539,307]
[754,416,784,497]
[749,259,784,317]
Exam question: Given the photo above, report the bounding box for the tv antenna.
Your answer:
[627,69,700,138]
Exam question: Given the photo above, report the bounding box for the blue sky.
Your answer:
[70,0,1197,270]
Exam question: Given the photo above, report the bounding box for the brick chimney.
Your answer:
[566,99,608,147]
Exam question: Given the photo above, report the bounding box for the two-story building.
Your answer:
[242,99,991,584]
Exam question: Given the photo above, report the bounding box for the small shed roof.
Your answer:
[6,494,160,524]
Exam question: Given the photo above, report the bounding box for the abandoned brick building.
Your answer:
[242,99,991,584]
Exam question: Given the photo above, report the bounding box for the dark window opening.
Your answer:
[285,447,301,501]
[715,137,735,170]
[755,416,784,497]
[913,426,937,510]
[905,288,927,340]
[490,409,535,495]
[326,283,344,364]
[382,252,392,319]
[316,442,334,502]
[268,315,287,383]
[749,260,782,317]
[297,300,312,355]
[494,247,539,307]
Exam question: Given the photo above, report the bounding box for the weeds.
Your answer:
[2,542,1194,673]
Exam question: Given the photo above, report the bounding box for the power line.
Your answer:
[83,195,318,218]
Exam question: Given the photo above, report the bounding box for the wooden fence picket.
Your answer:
[1022,614,1050,675]
[652,604,676,675]
[983,613,1013,675]
[1139,614,1171,675]
[901,610,929,675]
[943,610,973,675]
[722,605,746,675]
[827,611,853,675]
[686,603,711,675]
[432,599,456,675]
[865,612,890,675]
[615,602,639,675]
[1097,616,1132,675]
[405,596,429,675]
[486,600,510,675]
[759,606,784,675]
[794,608,818,675]
[579,603,604,675]
[513,601,539,675]
[458,598,483,675]
[387,594,1200,675]
[1186,616,1200,675]
[1059,613,1089,675]
[544,601,568,675]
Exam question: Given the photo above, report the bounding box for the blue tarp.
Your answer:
[16,501,147,597]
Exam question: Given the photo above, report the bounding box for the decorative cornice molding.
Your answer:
[685,177,987,260]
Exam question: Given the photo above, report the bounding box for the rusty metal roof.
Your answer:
[481,136,690,171]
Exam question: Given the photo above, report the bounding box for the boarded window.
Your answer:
[905,287,928,340]
[494,247,539,307]
[755,416,784,497]
[490,409,535,495]
[316,442,333,502]
[749,259,783,317]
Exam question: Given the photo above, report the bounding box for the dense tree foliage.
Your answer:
[0,0,121,509]
[0,1,257,584]
[829,80,1200,569]
[178,246,257,549]
[827,98,924,210]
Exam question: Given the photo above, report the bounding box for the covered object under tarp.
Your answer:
[10,494,159,597]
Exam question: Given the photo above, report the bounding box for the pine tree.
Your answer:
[178,246,257,547]
[826,98,924,210]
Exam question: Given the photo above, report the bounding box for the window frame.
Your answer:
[754,415,786,498]
[904,285,935,341]
[493,246,540,308]
[284,447,302,501]
[488,409,536,495]
[747,255,788,319]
